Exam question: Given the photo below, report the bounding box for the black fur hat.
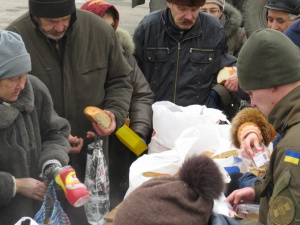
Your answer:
[166,0,206,7]
[114,155,225,225]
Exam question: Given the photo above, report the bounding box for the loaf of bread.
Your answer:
[217,66,234,84]
[84,106,111,128]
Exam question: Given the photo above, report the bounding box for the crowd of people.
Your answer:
[1,0,300,224]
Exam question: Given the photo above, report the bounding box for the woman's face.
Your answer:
[0,74,27,102]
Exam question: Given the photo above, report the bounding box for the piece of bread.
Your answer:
[213,150,239,159]
[84,106,111,128]
[217,67,234,84]
[200,151,215,157]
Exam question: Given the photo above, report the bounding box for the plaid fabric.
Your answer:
[34,181,71,225]
[80,0,119,30]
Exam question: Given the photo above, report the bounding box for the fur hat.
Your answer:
[81,0,119,30]
[205,0,226,9]
[0,30,31,80]
[29,0,76,18]
[284,19,300,48]
[237,29,300,90]
[113,155,225,225]
[166,0,206,7]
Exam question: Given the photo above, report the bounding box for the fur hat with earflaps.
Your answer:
[113,155,225,225]
[166,0,206,7]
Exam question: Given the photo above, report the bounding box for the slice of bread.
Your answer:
[84,106,111,128]
[217,67,234,84]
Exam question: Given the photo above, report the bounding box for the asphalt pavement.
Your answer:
[0,0,151,35]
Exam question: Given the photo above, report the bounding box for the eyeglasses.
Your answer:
[200,8,220,15]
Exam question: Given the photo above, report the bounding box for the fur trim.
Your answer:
[116,28,135,55]
[221,2,243,38]
[231,107,276,148]
[179,155,225,201]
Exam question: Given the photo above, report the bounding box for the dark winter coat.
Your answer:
[6,9,133,182]
[132,0,145,8]
[0,75,70,225]
[253,85,300,224]
[133,8,237,107]
[220,3,247,57]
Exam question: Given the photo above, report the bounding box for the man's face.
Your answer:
[246,88,274,116]
[267,9,297,32]
[200,3,223,19]
[167,3,200,30]
[36,15,71,40]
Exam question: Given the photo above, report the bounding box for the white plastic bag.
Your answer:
[148,101,229,154]
[15,217,38,225]
[84,137,110,225]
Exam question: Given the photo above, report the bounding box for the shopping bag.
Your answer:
[84,136,110,225]
[34,180,71,225]
[15,217,38,225]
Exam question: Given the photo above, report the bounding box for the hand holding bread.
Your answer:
[217,66,238,92]
[84,106,116,137]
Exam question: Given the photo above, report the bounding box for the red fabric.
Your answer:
[81,0,119,30]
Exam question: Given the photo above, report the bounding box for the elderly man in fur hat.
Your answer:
[226,29,300,224]
[133,0,237,120]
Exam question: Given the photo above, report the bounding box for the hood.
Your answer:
[116,28,135,55]
[220,2,243,38]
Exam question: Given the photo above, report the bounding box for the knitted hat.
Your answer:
[284,19,300,48]
[0,30,31,80]
[29,0,76,18]
[237,29,300,90]
[113,155,225,225]
[205,0,225,9]
[166,0,206,7]
[80,0,119,30]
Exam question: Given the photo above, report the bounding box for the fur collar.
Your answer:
[0,75,34,129]
[220,3,243,38]
[116,28,135,55]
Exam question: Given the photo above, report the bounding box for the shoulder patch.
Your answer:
[284,150,300,165]
[269,195,295,225]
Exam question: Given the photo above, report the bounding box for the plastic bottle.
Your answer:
[54,165,90,207]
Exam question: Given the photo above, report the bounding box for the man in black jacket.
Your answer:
[133,0,237,111]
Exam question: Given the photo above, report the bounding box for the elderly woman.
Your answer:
[0,30,71,224]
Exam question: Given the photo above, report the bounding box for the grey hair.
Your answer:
[289,13,300,20]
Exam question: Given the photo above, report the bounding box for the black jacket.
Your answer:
[133,8,236,107]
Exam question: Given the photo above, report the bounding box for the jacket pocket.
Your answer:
[189,48,214,64]
[76,62,107,76]
[146,47,169,62]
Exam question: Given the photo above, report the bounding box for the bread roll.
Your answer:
[84,106,111,128]
[217,67,234,84]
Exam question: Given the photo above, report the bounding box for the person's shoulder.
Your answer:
[137,9,165,28]
[199,12,222,28]
[6,12,31,30]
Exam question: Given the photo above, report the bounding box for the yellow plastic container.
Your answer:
[115,124,148,156]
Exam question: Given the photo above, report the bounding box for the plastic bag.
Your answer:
[148,101,229,154]
[34,180,71,225]
[15,217,38,225]
[84,136,110,225]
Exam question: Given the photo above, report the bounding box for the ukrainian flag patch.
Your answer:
[284,150,300,165]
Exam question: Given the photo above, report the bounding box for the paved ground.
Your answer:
[0,0,151,35]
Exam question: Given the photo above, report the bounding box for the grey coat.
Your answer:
[0,75,70,225]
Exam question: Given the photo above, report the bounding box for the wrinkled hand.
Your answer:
[240,133,261,158]
[92,110,116,137]
[224,66,238,92]
[16,178,47,201]
[68,134,84,154]
[226,187,255,208]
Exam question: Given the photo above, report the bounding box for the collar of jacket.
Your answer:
[268,85,300,135]
[0,75,35,129]
[162,8,204,40]
[220,2,243,38]
[29,10,77,40]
